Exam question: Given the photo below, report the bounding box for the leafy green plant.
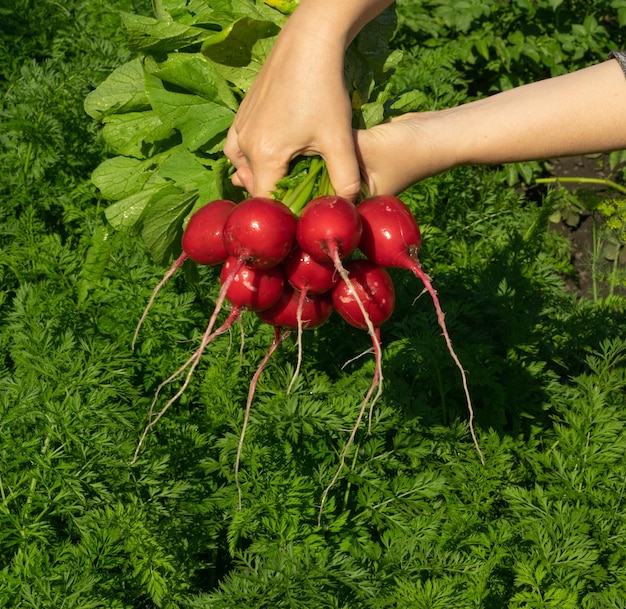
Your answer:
[536,176,626,299]
[83,0,402,270]
[2,0,626,607]
[395,0,626,93]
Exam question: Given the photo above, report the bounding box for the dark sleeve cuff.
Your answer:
[608,50,626,77]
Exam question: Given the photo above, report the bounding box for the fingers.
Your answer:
[234,153,361,201]
[224,126,289,198]
[249,160,290,199]
[322,138,362,201]
[225,122,362,201]
[231,166,252,192]
[230,161,288,199]
[225,145,362,202]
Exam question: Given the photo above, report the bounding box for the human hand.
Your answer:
[354,112,458,196]
[223,19,361,200]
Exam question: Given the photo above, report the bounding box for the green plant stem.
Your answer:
[536,176,626,196]
[609,242,621,298]
[282,156,325,215]
[317,163,333,197]
[592,213,599,303]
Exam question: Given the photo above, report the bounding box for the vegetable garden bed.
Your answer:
[1,0,626,607]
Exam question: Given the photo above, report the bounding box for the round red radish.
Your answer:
[283,247,337,294]
[223,197,296,269]
[132,198,236,348]
[296,195,362,262]
[332,259,395,329]
[357,195,421,268]
[258,285,333,329]
[182,199,236,265]
[356,195,484,464]
[220,257,285,311]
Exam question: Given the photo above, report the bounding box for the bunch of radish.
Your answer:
[131,158,483,520]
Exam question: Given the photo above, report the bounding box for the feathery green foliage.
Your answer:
[1,0,626,607]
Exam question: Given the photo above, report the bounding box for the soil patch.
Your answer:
[538,153,626,299]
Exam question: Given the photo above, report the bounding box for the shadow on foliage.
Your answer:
[309,229,626,446]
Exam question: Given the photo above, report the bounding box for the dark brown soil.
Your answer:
[540,153,626,299]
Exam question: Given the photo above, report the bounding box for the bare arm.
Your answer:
[356,58,626,195]
[223,0,395,199]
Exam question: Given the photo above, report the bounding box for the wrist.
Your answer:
[399,111,465,179]
[283,0,394,50]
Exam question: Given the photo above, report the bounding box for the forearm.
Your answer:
[447,59,626,166]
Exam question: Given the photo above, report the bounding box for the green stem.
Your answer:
[317,164,333,197]
[609,242,621,299]
[536,176,626,196]
[592,213,599,303]
[282,156,325,215]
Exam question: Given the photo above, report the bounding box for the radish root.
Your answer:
[317,246,386,526]
[286,288,307,395]
[130,264,244,464]
[410,259,484,465]
[132,252,187,350]
[317,329,382,526]
[235,328,290,510]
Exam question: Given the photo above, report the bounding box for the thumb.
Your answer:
[321,139,362,201]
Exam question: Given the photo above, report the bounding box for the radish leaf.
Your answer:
[141,190,197,265]
[84,58,150,120]
[101,110,177,158]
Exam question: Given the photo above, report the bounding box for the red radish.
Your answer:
[331,259,395,330]
[258,286,333,330]
[283,247,337,294]
[222,197,296,269]
[318,259,394,524]
[296,195,362,262]
[271,250,337,394]
[357,194,483,465]
[295,195,388,406]
[220,257,285,312]
[132,199,235,349]
[182,199,237,265]
[295,195,377,358]
[175,199,293,399]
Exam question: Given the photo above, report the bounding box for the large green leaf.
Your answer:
[156,146,223,207]
[144,72,234,151]
[140,189,198,264]
[101,110,178,158]
[84,58,150,120]
[201,17,279,67]
[104,183,177,230]
[145,53,238,110]
[206,34,278,92]
[91,153,171,201]
[121,12,217,53]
